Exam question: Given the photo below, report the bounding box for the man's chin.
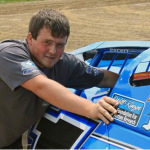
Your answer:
[37,60,57,68]
[44,63,55,68]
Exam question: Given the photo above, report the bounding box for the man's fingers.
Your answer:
[98,97,118,115]
[95,96,119,123]
[103,96,119,107]
[91,96,119,124]
[97,105,114,123]
[97,112,110,124]
[102,96,119,114]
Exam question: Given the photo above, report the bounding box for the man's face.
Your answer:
[27,26,67,68]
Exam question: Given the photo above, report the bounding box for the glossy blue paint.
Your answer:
[28,41,150,149]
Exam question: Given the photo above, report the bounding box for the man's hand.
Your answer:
[89,96,119,124]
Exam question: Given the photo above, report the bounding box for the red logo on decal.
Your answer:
[133,72,150,81]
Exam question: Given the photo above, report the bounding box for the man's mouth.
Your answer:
[45,55,56,59]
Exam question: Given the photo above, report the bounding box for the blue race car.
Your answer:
[27,41,150,149]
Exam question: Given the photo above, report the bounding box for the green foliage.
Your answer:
[0,0,42,4]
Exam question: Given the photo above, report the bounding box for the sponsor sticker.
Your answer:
[21,60,39,75]
[110,48,143,54]
[146,95,150,102]
[142,112,150,131]
[113,93,145,126]
[133,72,150,81]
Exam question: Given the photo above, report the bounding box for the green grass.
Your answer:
[0,0,42,4]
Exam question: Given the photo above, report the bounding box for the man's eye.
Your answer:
[57,44,65,48]
[45,41,50,44]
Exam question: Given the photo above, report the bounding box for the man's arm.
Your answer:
[21,74,119,124]
[98,70,120,88]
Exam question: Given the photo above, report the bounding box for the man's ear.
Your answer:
[27,33,33,46]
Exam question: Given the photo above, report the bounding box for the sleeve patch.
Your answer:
[86,65,99,76]
[21,60,39,75]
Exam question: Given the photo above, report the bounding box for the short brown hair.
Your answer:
[29,9,70,39]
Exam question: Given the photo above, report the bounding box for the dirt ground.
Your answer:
[1,0,150,148]
[1,0,150,52]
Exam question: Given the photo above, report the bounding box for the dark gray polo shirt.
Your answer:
[0,39,104,147]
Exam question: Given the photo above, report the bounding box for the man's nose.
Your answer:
[48,44,57,54]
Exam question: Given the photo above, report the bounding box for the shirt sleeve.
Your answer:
[0,45,44,91]
[64,53,104,90]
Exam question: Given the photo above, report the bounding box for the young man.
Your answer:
[0,9,119,148]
